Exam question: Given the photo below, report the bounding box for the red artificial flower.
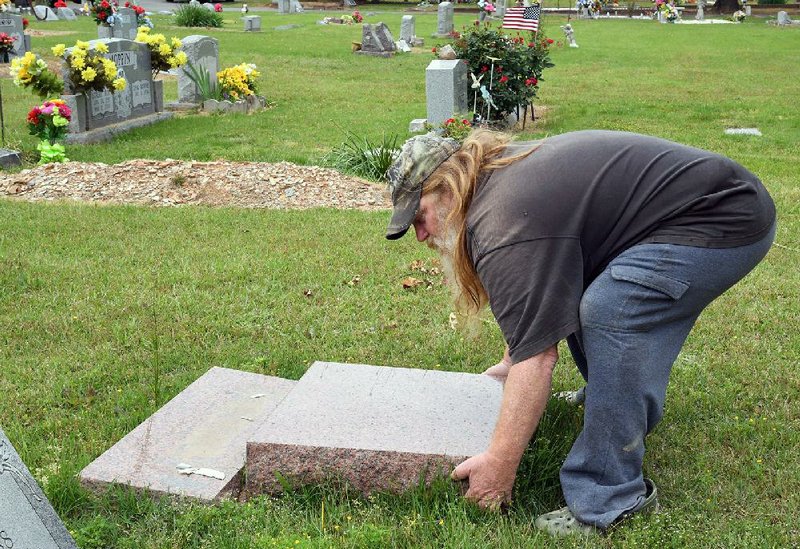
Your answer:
[480,65,489,73]
[214,2,222,11]
[431,47,437,53]
[547,38,554,44]
[27,107,41,125]
[496,66,503,73]
[54,0,67,7]
[499,75,509,84]
[98,10,107,18]
[528,42,535,48]
[525,77,538,86]
[461,119,471,125]
[445,118,456,125]
[22,18,29,29]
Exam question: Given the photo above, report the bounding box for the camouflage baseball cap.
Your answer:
[385,133,461,240]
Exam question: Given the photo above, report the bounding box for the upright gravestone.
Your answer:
[776,11,791,25]
[63,39,158,133]
[277,0,290,13]
[433,1,454,37]
[291,0,304,12]
[112,7,137,40]
[425,59,467,125]
[400,15,415,43]
[176,35,219,104]
[695,0,704,21]
[0,427,79,548]
[356,22,396,57]
[202,2,216,10]
[243,15,261,31]
[57,7,77,20]
[0,13,27,60]
[33,5,60,20]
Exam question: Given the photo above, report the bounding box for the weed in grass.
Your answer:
[171,174,187,187]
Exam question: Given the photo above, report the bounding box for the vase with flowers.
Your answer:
[27,99,71,164]
[0,32,15,63]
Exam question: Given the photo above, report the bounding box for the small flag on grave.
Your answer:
[502,4,540,32]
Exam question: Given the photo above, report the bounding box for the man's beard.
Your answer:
[425,205,482,335]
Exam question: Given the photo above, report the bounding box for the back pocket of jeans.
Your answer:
[610,266,689,300]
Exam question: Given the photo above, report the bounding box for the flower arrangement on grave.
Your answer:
[217,63,260,101]
[89,0,118,25]
[135,27,188,79]
[10,52,65,98]
[52,41,127,94]
[0,32,15,61]
[214,3,222,11]
[732,9,745,21]
[0,0,10,13]
[352,9,363,23]
[124,2,153,28]
[451,22,555,122]
[425,117,473,142]
[54,0,67,7]
[27,99,71,164]
[476,0,496,16]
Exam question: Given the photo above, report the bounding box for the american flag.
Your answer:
[502,4,540,32]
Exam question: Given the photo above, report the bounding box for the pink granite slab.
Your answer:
[245,361,503,496]
[80,367,295,501]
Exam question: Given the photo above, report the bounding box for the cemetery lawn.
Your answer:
[1,10,799,549]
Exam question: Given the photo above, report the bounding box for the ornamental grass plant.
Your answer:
[173,4,223,28]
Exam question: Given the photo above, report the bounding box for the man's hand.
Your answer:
[451,451,518,510]
[482,346,513,382]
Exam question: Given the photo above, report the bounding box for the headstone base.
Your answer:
[64,112,174,145]
[354,50,394,58]
[165,101,202,111]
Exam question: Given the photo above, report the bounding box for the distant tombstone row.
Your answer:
[433,1,454,38]
[0,426,79,548]
[61,38,171,140]
[0,13,30,60]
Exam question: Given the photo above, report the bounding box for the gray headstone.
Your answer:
[112,7,137,40]
[97,24,113,39]
[425,59,468,125]
[400,14,415,43]
[33,5,59,21]
[243,15,261,31]
[434,1,454,37]
[189,0,200,5]
[277,0,290,13]
[695,3,704,20]
[56,7,77,20]
[64,39,156,131]
[776,11,791,25]
[202,2,216,10]
[358,22,396,57]
[0,14,27,59]
[177,35,219,103]
[0,148,22,168]
[0,427,78,548]
[291,0,304,12]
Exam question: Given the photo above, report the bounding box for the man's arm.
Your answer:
[452,345,558,508]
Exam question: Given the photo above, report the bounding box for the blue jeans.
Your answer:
[559,223,776,528]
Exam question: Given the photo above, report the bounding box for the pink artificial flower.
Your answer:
[214,3,222,11]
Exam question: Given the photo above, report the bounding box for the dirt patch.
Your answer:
[1,159,392,211]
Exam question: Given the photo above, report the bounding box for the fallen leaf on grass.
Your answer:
[402,277,423,289]
[347,275,361,286]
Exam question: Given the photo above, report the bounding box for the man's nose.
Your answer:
[414,222,428,242]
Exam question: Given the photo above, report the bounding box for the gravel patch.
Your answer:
[1,159,392,211]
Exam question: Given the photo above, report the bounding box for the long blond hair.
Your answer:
[421,129,538,313]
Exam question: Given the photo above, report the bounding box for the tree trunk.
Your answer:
[714,0,740,14]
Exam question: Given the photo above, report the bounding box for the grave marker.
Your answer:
[278,0,291,13]
[433,1,454,37]
[112,7,137,40]
[425,59,467,125]
[202,2,216,10]
[245,362,503,496]
[0,427,78,549]
[33,5,59,20]
[176,35,219,104]
[0,13,27,60]
[356,22,396,57]
[57,7,77,20]
[400,14,415,43]
[243,15,261,31]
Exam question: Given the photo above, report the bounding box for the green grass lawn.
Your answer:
[1,10,799,548]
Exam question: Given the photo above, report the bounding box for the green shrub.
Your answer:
[757,0,787,4]
[172,5,223,28]
[324,131,400,182]
[451,22,555,122]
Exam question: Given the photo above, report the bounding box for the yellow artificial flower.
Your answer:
[81,67,97,82]
[167,56,177,68]
[75,40,90,51]
[153,33,166,44]
[51,44,67,57]
[95,42,109,54]
[112,78,126,91]
[171,37,182,49]
[175,51,188,66]
[136,31,148,42]
[70,55,86,70]
[158,43,171,56]
[137,25,151,34]
[102,59,117,77]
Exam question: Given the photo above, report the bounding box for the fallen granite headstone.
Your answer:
[245,361,503,496]
[80,367,295,501]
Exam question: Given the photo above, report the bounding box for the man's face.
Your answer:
[412,191,455,253]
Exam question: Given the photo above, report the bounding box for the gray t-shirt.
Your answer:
[466,130,776,363]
